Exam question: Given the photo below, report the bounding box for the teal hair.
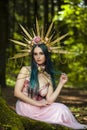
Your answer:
[29,43,55,96]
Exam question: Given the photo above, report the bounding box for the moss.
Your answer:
[0,96,72,130]
[0,97,24,130]
[0,86,2,96]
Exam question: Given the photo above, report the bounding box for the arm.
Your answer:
[14,66,48,107]
[46,73,68,104]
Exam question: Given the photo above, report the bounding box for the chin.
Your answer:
[37,63,43,65]
[37,62,44,65]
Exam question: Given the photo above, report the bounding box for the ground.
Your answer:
[1,87,87,124]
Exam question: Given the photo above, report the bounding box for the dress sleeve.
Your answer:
[25,66,31,77]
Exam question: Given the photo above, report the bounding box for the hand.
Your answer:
[59,73,68,85]
[38,99,49,107]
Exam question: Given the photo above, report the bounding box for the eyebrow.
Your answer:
[33,52,44,54]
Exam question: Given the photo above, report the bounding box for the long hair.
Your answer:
[29,43,55,97]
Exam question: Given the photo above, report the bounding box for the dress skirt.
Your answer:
[16,100,87,129]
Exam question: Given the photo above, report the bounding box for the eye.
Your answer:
[34,53,38,56]
[40,52,44,55]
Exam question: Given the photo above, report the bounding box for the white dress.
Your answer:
[16,72,87,129]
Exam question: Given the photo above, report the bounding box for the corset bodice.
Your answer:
[22,72,51,100]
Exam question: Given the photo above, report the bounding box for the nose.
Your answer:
[37,54,40,59]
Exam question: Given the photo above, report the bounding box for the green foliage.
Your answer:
[6,0,87,88]
[0,97,24,130]
[53,0,87,88]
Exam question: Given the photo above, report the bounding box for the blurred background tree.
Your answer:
[0,0,87,89]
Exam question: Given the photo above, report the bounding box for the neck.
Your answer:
[37,64,45,72]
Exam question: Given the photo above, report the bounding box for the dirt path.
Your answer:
[1,87,87,124]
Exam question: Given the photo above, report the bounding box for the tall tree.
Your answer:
[34,0,38,18]
[0,0,9,87]
[51,0,54,17]
[44,0,48,25]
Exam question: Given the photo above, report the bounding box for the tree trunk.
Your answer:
[51,0,54,17]
[34,0,38,18]
[0,0,9,87]
[44,0,48,25]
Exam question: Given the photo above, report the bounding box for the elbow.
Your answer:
[14,90,19,98]
[14,90,17,97]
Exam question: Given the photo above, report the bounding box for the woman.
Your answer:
[14,43,87,129]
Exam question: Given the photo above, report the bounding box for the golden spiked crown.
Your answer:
[10,19,69,59]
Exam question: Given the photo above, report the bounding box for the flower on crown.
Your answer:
[10,18,69,59]
[32,36,41,44]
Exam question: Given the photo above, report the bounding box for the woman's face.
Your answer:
[33,46,46,65]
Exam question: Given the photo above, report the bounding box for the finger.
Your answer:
[61,73,67,76]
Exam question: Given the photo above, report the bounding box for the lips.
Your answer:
[37,60,41,62]
[37,60,42,64]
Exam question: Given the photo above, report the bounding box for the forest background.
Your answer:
[0,0,87,89]
[0,0,87,129]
